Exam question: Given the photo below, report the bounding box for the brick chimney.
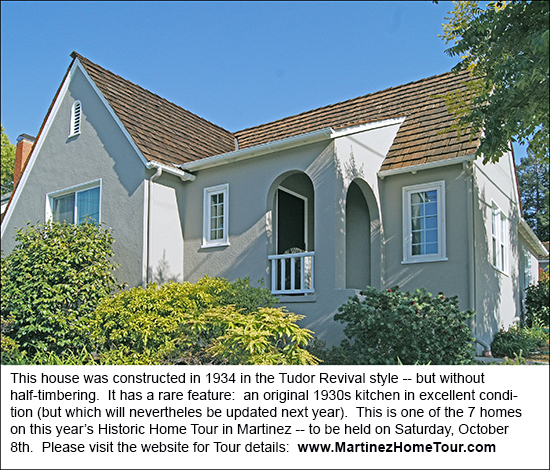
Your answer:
[14,134,35,188]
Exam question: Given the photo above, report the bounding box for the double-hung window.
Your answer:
[47,181,101,225]
[523,249,532,289]
[203,184,229,247]
[491,203,508,273]
[402,181,446,263]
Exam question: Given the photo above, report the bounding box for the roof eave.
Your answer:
[377,154,476,179]
[179,127,334,172]
[519,218,549,258]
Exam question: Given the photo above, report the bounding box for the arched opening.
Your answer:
[346,180,371,289]
[267,172,315,294]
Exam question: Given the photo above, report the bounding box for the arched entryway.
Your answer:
[267,172,315,295]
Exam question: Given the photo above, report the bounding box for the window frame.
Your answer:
[491,201,508,274]
[202,184,229,248]
[69,100,82,138]
[46,179,101,225]
[523,248,533,289]
[402,180,447,264]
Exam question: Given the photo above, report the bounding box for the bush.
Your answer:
[91,276,318,365]
[333,287,476,365]
[525,271,549,327]
[491,324,548,358]
[1,220,122,356]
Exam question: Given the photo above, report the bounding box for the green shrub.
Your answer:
[91,276,317,365]
[491,323,548,357]
[1,220,122,356]
[525,271,549,327]
[333,287,476,365]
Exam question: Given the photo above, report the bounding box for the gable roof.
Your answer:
[74,52,480,171]
[234,71,481,172]
[72,52,235,166]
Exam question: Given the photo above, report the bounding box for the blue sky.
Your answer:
[1,1,525,159]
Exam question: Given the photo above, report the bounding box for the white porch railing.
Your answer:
[268,252,315,295]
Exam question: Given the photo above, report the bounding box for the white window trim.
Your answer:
[69,100,82,138]
[46,179,102,223]
[402,180,447,264]
[523,248,533,289]
[202,184,229,248]
[491,201,508,275]
[276,186,309,253]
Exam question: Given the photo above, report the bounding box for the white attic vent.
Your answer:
[70,100,82,137]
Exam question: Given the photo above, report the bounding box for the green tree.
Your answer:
[1,124,16,195]
[440,1,549,164]
[517,149,549,241]
[1,220,123,356]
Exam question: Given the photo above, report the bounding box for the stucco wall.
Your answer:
[472,152,523,344]
[378,163,471,308]
[1,67,147,287]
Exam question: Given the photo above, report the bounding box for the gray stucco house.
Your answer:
[2,52,547,349]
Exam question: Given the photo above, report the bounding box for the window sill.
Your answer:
[402,257,448,265]
[491,265,509,277]
[276,294,317,303]
[201,242,230,249]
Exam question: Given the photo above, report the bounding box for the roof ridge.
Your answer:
[234,69,470,135]
[70,51,233,138]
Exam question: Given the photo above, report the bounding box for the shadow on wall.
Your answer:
[149,252,181,284]
[474,186,505,345]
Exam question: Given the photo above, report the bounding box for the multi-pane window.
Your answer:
[491,204,507,272]
[210,192,224,241]
[403,181,446,263]
[203,184,229,247]
[523,249,533,289]
[48,183,100,225]
[411,189,438,256]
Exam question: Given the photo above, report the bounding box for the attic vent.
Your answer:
[70,100,82,137]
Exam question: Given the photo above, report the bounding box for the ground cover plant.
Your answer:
[490,322,549,359]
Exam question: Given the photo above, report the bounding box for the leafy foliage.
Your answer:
[333,287,476,365]
[1,124,16,195]
[440,1,549,164]
[91,277,318,365]
[1,220,122,356]
[525,271,549,327]
[491,323,548,357]
[516,150,549,242]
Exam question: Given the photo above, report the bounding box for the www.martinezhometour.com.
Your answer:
[297,441,495,453]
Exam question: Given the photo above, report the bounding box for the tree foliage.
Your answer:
[516,149,549,241]
[1,124,16,195]
[1,220,122,356]
[440,1,549,164]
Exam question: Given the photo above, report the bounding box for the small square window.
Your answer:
[203,184,229,247]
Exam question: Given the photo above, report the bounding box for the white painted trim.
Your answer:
[402,180,447,263]
[180,128,334,172]
[202,183,229,248]
[330,116,406,139]
[490,200,509,275]
[45,178,102,224]
[142,179,149,286]
[277,186,308,252]
[378,154,476,179]
[518,218,548,258]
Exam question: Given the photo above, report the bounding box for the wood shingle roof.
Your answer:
[73,52,235,166]
[234,70,480,171]
[73,52,480,171]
